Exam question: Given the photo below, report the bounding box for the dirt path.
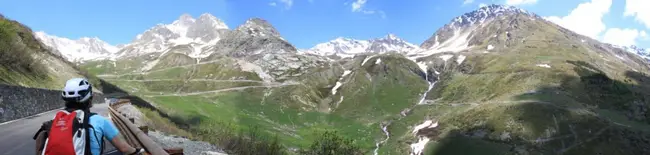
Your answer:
[97,59,226,77]
[144,82,299,97]
[106,79,266,83]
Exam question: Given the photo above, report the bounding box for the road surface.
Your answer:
[0,102,121,155]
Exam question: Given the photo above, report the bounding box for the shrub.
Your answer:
[0,18,47,76]
[300,130,365,155]
[191,122,286,155]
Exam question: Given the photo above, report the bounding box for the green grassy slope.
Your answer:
[402,13,650,155]
[81,11,650,155]
[0,15,98,89]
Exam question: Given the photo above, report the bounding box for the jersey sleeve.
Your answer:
[102,117,120,140]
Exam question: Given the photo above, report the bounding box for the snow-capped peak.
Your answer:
[447,4,538,29]
[199,13,229,29]
[306,37,369,57]
[304,34,419,58]
[166,14,196,37]
[236,18,282,38]
[34,31,118,62]
[615,45,650,61]
[368,34,419,53]
[386,33,399,40]
[118,13,230,58]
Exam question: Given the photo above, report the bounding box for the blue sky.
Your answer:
[1,0,648,49]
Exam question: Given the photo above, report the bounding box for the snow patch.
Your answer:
[435,29,472,52]
[456,55,466,65]
[432,35,440,47]
[169,37,200,45]
[439,55,454,62]
[536,64,551,68]
[342,70,352,77]
[375,58,382,64]
[410,120,439,155]
[331,83,343,95]
[412,120,438,135]
[331,70,353,95]
[237,59,274,82]
[410,137,430,155]
[141,59,160,71]
[410,29,472,59]
[361,55,376,66]
[487,45,494,50]
[416,62,429,75]
[581,39,586,43]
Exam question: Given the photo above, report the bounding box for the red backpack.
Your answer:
[35,109,100,155]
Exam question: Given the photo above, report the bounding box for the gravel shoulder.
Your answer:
[115,104,227,155]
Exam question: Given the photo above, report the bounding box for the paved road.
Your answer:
[0,102,121,155]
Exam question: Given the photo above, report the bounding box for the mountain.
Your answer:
[305,34,419,58]
[81,6,650,155]
[410,4,540,59]
[116,13,229,58]
[34,31,118,62]
[620,45,650,61]
[0,15,102,90]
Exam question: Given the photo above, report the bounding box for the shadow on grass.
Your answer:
[426,60,650,155]
[99,78,287,155]
[98,78,192,126]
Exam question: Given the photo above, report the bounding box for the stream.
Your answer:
[373,122,391,155]
[373,65,440,155]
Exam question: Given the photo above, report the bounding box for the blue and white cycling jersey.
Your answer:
[88,115,119,155]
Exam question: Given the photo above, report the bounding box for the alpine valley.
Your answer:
[32,5,650,155]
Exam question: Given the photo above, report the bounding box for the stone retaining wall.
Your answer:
[0,84,104,123]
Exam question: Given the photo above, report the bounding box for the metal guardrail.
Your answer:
[108,100,174,155]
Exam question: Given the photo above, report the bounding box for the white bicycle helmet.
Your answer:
[61,78,93,103]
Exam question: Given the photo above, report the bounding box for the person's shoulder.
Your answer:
[89,114,109,122]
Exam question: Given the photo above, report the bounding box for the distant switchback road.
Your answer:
[0,102,121,155]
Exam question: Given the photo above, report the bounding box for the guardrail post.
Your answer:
[164,147,184,155]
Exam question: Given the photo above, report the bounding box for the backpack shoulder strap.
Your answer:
[83,110,102,155]
[82,110,93,155]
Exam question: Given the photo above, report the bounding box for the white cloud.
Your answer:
[544,0,612,39]
[463,0,475,5]
[269,2,277,6]
[624,0,650,29]
[602,28,646,46]
[479,3,488,7]
[279,0,293,9]
[350,0,385,18]
[506,0,538,6]
[352,0,367,12]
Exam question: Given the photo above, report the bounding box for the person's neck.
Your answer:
[65,108,89,112]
